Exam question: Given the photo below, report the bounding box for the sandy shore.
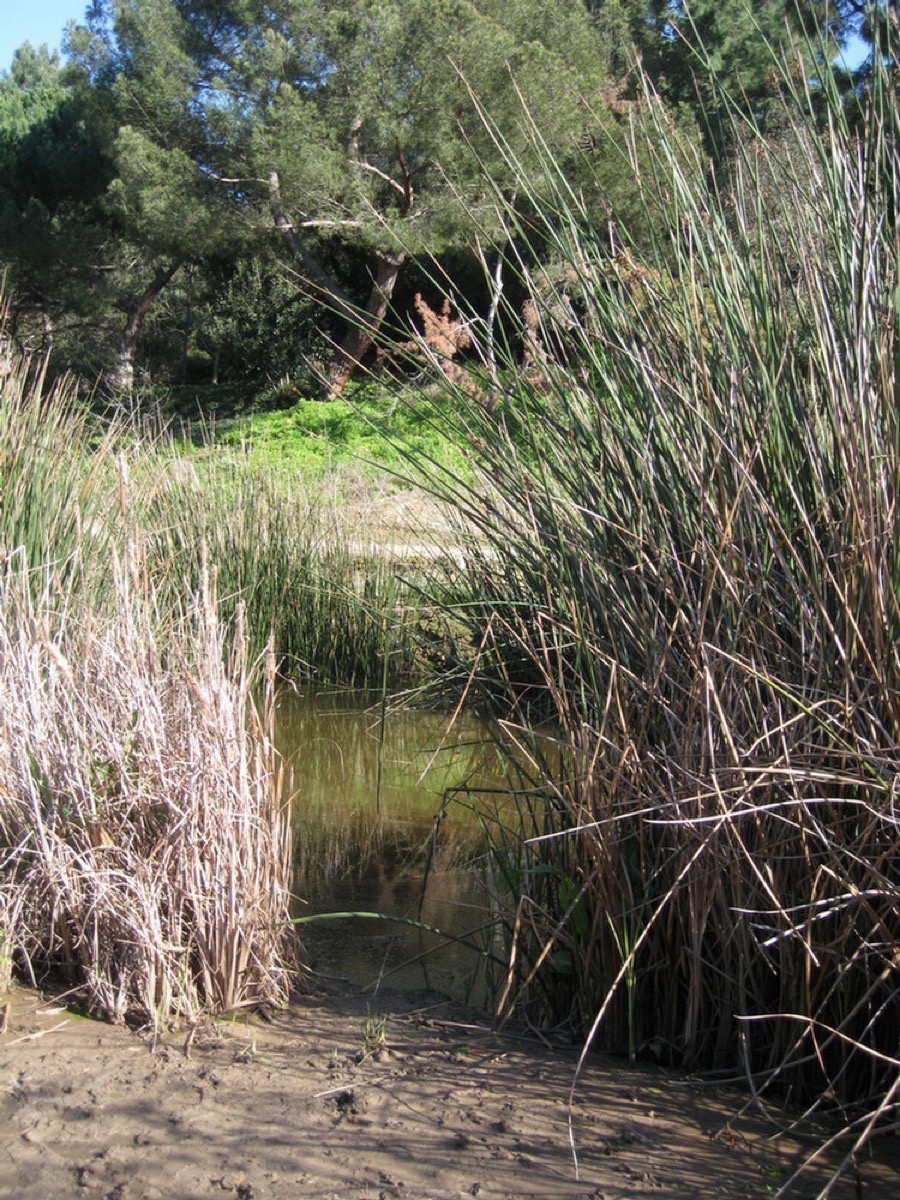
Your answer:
[1,981,895,1200]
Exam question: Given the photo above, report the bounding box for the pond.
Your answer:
[277,689,520,1006]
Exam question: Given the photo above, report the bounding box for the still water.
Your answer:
[276,689,516,1006]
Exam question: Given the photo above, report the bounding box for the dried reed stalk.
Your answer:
[0,550,296,1026]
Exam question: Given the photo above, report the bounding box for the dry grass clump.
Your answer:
[0,318,412,1024]
[0,553,296,1025]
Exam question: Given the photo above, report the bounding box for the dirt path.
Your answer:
[0,982,894,1200]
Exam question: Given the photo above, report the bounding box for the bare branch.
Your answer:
[298,219,362,229]
[204,174,267,186]
[350,159,406,199]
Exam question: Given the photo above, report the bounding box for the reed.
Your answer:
[142,451,421,687]
[1,322,423,691]
[417,40,900,1189]
[0,549,296,1025]
[0,351,125,602]
[0,321,428,1023]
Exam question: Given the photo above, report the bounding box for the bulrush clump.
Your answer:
[0,547,297,1027]
[415,40,900,1197]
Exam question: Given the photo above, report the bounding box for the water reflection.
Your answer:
[276,689,511,1004]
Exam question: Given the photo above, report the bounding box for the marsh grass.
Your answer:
[0,356,126,599]
[413,41,900,1192]
[2,344,426,691]
[142,450,422,687]
[0,548,296,1025]
[0,324,430,1023]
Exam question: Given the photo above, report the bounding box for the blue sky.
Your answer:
[0,0,89,74]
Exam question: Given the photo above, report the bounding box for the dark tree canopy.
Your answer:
[0,0,887,392]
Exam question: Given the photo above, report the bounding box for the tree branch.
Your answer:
[268,170,357,322]
[349,159,406,199]
[205,173,267,185]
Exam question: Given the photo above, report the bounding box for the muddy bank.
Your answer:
[0,982,894,1200]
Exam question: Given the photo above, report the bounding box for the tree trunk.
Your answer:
[268,172,406,396]
[327,250,406,396]
[268,172,356,323]
[107,262,181,397]
[39,310,55,376]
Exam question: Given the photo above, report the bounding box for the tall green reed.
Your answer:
[0,352,126,601]
[142,451,421,688]
[415,40,899,1190]
[0,299,426,691]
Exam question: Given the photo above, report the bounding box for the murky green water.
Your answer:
[277,689,514,1005]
